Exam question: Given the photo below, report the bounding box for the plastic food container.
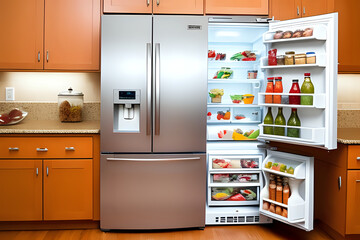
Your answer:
[58,87,84,122]
[276,55,285,65]
[306,52,316,64]
[285,51,295,65]
[243,94,254,104]
[294,53,306,65]
[247,70,258,79]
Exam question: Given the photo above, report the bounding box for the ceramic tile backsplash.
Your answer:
[0,102,100,121]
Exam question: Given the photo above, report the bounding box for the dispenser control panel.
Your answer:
[113,89,140,104]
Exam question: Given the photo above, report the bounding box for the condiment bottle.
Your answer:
[289,79,301,105]
[283,177,290,205]
[275,206,283,216]
[301,73,314,105]
[268,49,277,66]
[269,203,276,213]
[287,108,301,138]
[273,77,283,104]
[269,174,276,201]
[276,176,283,203]
[263,107,274,135]
[265,77,274,103]
[274,107,286,136]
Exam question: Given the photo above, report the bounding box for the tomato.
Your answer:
[217,114,222,120]
[227,193,246,201]
[0,113,11,125]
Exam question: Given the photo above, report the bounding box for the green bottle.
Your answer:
[263,107,274,135]
[300,73,314,105]
[274,107,286,136]
[287,108,301,138]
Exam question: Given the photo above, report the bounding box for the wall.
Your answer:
[0,72,100,102]
[337,74,360,109]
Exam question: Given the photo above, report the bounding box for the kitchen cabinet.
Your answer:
[205,0,268,15]
[346,170,360,234]
[0,135,99,224]
[0,0,100,71]
[103,0,203,14]
[0,160,42,221]
[43,159,93,220]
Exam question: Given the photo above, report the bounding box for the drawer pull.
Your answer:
[46,167,49,176]
[357,157,360,160]
[36,168,39,176]
[356,180,360,183]
[338,176,341,190]
[65,147,75,151]
[9,147,19,151]
[36,148,48,152]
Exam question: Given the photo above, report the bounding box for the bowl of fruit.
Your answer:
[0,108,28,125]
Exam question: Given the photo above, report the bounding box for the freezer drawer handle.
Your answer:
[65,147,75,151]
[8,147,19,151]
[107,157,200,162]
[36,148,48,152]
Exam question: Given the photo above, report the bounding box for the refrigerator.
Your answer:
[100,15,208,230]
[205,13,337,232]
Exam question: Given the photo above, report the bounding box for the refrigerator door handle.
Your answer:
[106,157,200,162]
[154,43,160,135]
[146,43,152,135]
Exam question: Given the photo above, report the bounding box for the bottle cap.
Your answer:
[306,52,315,54]
[304,73,311,76]
[275,77,282,80]
[292,79,299,82]
[291,108,297,111]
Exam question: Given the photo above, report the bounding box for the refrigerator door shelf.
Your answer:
[258,93,326,109]
[263,24,327,43]
[260,56,327,69]
[209,154,262,171]
[207,106,262,124]
[259,150,314,231]
[210,172,261,185]
[208,125,260,141]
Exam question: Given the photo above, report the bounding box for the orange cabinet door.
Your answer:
[0,0,44,70]
[43,159,93,220]
[270,0,301,20]
[206,0,268,15]
[44,0,100,70]
[301,0,330,17]
[0,160,42,221]
[346,170,360,234]
[153,0,203,14]
[103,0,152,13]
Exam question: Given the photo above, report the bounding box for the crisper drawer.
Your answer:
[348,145,360,169]
[0,137,93,159]
[208,186,260,206]
[209,155,262,170]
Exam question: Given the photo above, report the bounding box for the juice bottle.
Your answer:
[274,107,286,136]
[275,176,283,203]
[265,77,274,103]
[287,108,301,138]
[269,174,276,201]
[263,107,274,135]
[283,177,290,205]
[301,73,314,105]
[289,79,301,105]
[273,77,283,104]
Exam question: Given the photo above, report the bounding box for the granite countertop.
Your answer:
[0,119,100,134]
[337,128,360,144]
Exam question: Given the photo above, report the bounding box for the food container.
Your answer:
[294,53,306,65]
[276,55,285,65]
[58,87,84,122]
[247,70,258,79]
[243,94,254,104]
[306,52,316,64]
[211,95,222,103]
[285,51,295,65]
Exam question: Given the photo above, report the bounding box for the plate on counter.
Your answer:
[0,109,28,126]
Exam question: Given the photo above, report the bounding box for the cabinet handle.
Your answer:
[8,147,19,151]
[46,166,49,176]
[356,180,360,183]
[338,176,341,189]
[297,6,300,16]
[146,0,149,6]
[46,50,49,62]
[37,51,40,62]
[157,0,159,5]
[36,168,39,176]
[356,157,360,160]
[303,7,306,15]
[65,147,75,151]
[36,147,48,152]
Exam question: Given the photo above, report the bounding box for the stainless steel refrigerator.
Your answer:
[100,15,208,230]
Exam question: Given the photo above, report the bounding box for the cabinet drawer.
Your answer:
[348,145,360,169]
[0,137,93,159]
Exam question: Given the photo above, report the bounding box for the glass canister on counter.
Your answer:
[58,87,84,122]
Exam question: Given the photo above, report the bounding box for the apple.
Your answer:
[0,113,11,124]
[9,108,23,120]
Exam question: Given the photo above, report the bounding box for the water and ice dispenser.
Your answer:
[113,89,140,132]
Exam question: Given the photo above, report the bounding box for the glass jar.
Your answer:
[276,55,285,65]
[306,52,316,64]
[58,87,84,122]
[294,53,306,65]
[247,70,258,79]
[285,51,295,65]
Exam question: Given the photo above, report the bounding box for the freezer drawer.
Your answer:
[100,153,206,230]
